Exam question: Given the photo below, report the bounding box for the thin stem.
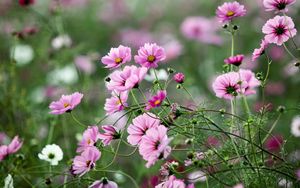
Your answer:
[283,43,297,60]
[182,85,197,105]
[70,112,86,127]
[47,123,55,144]
[262,114,282,143]
[242,96,251,115]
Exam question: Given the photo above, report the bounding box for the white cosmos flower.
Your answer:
[38,144,63,166]
[11,44,34,66]
[51,35,72,50]
[291,116,300,137]
[47,64,78,85]
[144,69,168,82]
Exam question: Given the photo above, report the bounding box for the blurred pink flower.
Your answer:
[106,65,148,92]
[252,39,269,61]
[155,175,185,188]
[181,17,222,45]
[262,16,296,46]
[71,147,101,177]
[264,134,284,152]
[99,0,129,24]
[101,45,132,69]
[139,125,171,168]
[282,62,299,77]
[253,102,273,112]
[173,73,185,84]
[104,91,128,115]
[98,125,120,146]
[7,136,23,154]
[0,145,8,161]
[233,183,244,188]
[239,69,260,96]
[127,113,160,146]
[60,0,89,8]
[224,54,244,66]
[263,0,295,12]
[163,40,183,61]
[74,56,95,74]
[89,178,118,188]
[49,92,83,115]
[19,0,34,6]
[119,29,154,48]
[77,126,100,153]
[269,46,285,60]
[216,1,246,23]
[0,132,8,145]
[206,136,221,148]
[265,82,285,96]
[145,90,167,110]
[296,169,300,180]
[134,43,166,68]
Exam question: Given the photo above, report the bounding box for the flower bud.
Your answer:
[173,73,185,84]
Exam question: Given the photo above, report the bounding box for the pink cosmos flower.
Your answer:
[139,125,171,168]
[127,113,160,146]
[224,54,244,66]
[181,16,223,45]
[216,2,246,23]
[173,73,185,84]
[71,146,101,177]
[77,126,100,153]
[134,43,166,68]
[239,69,260,96]
[106,65,148,92]
[7,136,23,154]
[262,16,297,46]
[155,175,185,188]
[89,178,118,188]
[252,39,269,61]
[212,72,242,100]
[0,145,7,161]
[101,45,131,69]
[264,134,284,152]
[145,90,167,110]
[98,125,120,146]
[49,92,83,115]
[263,0,295,12]
[74,55,95,75]
[163,40,183,61]
[104,91,128,115]
[119,28,154,48]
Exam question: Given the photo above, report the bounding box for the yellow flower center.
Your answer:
[115,57,123,64]
[64,103,70,108]
[154,100,161,105]
[147,55,156,63]
[116,100,122,105]
[226,11,235,17]
[87,139,91,145]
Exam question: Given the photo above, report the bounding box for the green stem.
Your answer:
[283,43,297,60]
[262,114,282,143]
[47,123,55,144]
[70,112,86,127]
[242,96,251,115]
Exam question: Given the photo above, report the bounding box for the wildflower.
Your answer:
[49,92,83,115]
[263,0,295,12]
[51,35,72,50]
[106,65,148,92]
[47,65,79,85]
[77,126,100,153]
[145,90,167,110]
[262,16,297,46]
[139,125,172,168]
[127,113,160,146]
[212,72,243,100]
[0,146,8,161]
[173,73,185,84]
[155,175,185,188]
[19,0,34,6]
[224,54,244,66]
[264,134,284,152]
[11,44,34,66]
[7,136,23,154]
[98,125,121,146]
[239,69,260,96]
[216,1,246,23]
[181,16,223,45]
[252,39,269,61]
[74,55,95,75]
[104,91,128,115]
[101,45,131,69]
[89,178,118,188]
[71,147,101,177]
[163,40,183,61]
[134,43,166,68]
[291,116,300,137]
[38,144,63,166]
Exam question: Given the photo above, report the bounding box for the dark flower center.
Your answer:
[276,2,286,10]
[275,26,285,35]
[147,55,156,63]
[155,141,160,149]
[226,86,237,96]
[115,57,123,64]
[48,153,55,159]
[86,160,91,167]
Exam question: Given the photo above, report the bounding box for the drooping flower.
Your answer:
[181,16,223,45]
[173,73,185,84]
[262,15,297,46]
[212,72,243,100]
[19,0,34,6]
[263,0,296,12]
[127,113,160,146]
[145,90,167,110]
[134,43,166,68]
[216,1,246,23]
[38,144,63,166]
[7,136,23,154]
[49,92,83,115]
[77,126,100,153]
[155,175,185,188]
[98,125,121,146]
[239,69,260,96]
[252,39,269,61]
[101,45,131,69]
[106,65,148,92]
[139,125,172,168]
[264,134,284,152]
[104,91,128,115]
[89,178,118,188]
[291,116,300,137]
[71,146,101,177]
[224,54,244,66]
